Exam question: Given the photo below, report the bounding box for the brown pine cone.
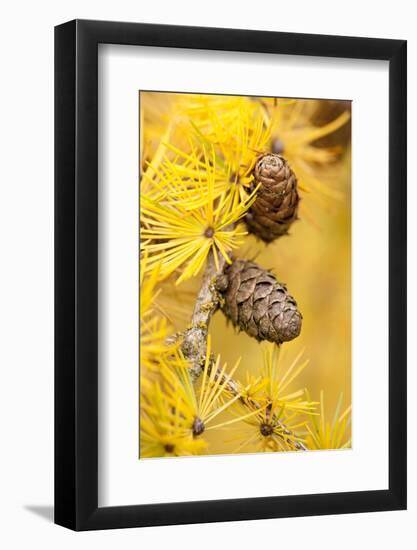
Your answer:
[245,153,299,243]
[216,259,302,344]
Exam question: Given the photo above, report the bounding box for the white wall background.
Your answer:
[0,1,414,548]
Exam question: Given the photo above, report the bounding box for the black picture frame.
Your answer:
[55,19,407,531]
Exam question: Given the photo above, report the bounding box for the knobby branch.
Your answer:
[176,250,306,451]
[179,250,226,381]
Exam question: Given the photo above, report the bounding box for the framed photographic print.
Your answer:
[55,19,407,530]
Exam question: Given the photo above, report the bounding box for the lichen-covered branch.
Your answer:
[175,251,306,451]
[179,250,226,380]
